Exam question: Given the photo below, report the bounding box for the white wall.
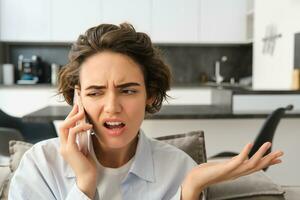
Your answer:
[253,0,300,90]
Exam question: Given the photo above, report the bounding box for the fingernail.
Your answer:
[277,151,284,156]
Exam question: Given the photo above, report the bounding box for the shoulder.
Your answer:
[147,136,197,167]
[9,138,66,199]
[26,137,60,160]
[17,137,63,172]
[143,135,197,192]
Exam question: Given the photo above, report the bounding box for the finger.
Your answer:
[67,123,93,146]
[66,104,78,120]
[247,142,272,168]
[233,143,253,164]
[237,143,253,161]
[221,143,254,179]
[240,151,284,176]
[269,158,282,166]
[59,108,84,146]
[63,109,85,129]
[256,151,284,170]
[225,143,253,172]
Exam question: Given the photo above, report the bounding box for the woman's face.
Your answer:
[79,51,151,150]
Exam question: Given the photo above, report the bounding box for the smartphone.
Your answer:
[73,88,92,155]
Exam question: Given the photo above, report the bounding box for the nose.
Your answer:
[103,92,122,114]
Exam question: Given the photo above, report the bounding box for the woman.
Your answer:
[9,23,283,200]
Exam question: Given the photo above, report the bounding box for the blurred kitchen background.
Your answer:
[0,0,300,186]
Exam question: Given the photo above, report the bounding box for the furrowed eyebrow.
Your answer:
[116,82,141,88]
[84,85,106,90]
[84,82,141,90]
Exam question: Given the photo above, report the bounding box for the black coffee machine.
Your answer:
[17,55,51,84]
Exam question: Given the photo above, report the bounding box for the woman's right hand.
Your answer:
[58,104,96,198]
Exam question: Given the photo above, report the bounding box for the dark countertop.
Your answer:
[23,105,300,122]
[2,83,300,94]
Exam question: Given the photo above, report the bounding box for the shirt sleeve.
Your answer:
[168,155,205,200]
[169,186,205,200]
[169,186,182,200]
[8,150,57,200]
[65,184,92,200]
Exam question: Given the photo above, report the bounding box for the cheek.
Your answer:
[83,100,102,121]
[124,100,146,119]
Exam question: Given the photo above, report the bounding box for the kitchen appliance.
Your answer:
[293,32,300,90]
[2,64,14,85]
[51,63,60,85]
[292,69,300,90]
[17,55,51,84]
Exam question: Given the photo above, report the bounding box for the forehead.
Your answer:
[79,51,145,86]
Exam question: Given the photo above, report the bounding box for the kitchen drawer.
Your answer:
[164,88,231,105]
[232,94,300,114]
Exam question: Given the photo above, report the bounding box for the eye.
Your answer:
[86,91,104,97]
[121,89,137,95]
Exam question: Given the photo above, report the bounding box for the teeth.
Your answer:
[106,122,123,126]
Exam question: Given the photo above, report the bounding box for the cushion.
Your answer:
[155,130,206,164]
[0,140,33,200]
[206,163,285,200]
[0,166,10,196]
[9,140,33,172]
[282,186,300,200]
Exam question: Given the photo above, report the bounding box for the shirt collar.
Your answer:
[128,130,155,182]
[65,129,155,183]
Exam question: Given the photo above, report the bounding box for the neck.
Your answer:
[92,135,138,168]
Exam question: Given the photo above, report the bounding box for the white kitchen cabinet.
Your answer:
[253,0,300,90]
[199,0,247,43]
[0,0,248,43]
[164,88,232,105]
[0,87,67,117]
[51,0,102,42]
[151,0,199,43]
[165,88,212,105]
[232,93,300,114]
[0,0,51,42]
[102,0,151,35]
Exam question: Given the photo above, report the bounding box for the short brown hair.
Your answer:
[57,23,171,114]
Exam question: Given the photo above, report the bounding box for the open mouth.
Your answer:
[103,122,126,129]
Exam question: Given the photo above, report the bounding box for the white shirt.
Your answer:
[9,130,198,200]
[96,155,134,200]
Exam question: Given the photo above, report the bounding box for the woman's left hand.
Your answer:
[181,142,284,200]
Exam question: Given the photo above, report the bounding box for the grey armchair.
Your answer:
[0,127,24,165]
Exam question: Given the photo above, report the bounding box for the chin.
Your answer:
[95,127,139,148]
[103,138,134,149]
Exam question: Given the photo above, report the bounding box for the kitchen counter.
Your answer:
[0,83,56,88]
[22,105,300,122]
[232,89,300,94]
